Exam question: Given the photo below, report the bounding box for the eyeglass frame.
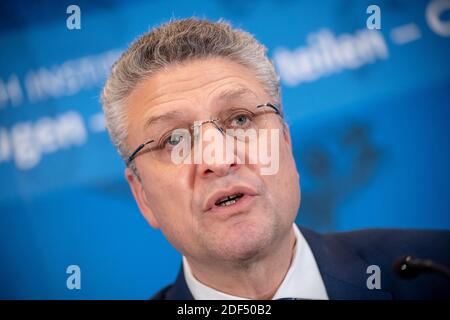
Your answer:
[125,102,283,167]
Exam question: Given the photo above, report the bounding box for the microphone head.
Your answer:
[392,255,422,279]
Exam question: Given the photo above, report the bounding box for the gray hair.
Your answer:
[101,17,281,172]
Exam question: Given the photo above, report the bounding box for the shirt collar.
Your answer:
[183,224,329,300]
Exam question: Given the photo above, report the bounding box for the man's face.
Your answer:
[125,57,300,265]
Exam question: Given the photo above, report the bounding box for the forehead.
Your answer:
[126,57,270,118]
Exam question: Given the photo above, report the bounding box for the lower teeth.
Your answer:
[220,199,237,206]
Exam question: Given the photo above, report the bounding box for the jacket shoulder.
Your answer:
[323,228,450,264]
[301,227,450,299]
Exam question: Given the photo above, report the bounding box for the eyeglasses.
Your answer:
[126,102,282,166]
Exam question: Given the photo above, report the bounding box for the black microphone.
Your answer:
[392,255,450,280]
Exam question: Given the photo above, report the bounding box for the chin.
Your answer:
[212,217,277,263]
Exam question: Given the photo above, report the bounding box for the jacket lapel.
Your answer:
[164,266,194,300]
[300,227,392,300]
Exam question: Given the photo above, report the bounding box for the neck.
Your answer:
[186,226,297,299]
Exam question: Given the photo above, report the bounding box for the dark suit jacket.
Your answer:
[151,227,450,300]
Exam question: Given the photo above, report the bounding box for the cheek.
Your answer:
[141,168,200,254]
[142,169,193,221]
[269,142,300,208]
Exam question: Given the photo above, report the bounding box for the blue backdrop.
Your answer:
[0,0,449,299]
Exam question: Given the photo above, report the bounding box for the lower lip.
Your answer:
[207,194,256,216]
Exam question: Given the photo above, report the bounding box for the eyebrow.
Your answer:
[216,87,257,102]
[143,110,185,131]
[142,87,257,130]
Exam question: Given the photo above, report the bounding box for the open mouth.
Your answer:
[203,185,258,213]
[214,193,244,207]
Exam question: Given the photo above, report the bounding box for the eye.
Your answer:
[159,131,185,150]
[165,132,183,146]
[230,113,251,128]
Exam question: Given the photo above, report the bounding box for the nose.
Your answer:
[200,159,239,178]
[194,120,240,178]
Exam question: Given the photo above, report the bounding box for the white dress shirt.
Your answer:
[183,224,329,300]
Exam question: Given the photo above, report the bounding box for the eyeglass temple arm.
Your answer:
[126,140,154,166]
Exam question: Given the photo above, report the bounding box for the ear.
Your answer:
[281,122,300,180]
[282,121,292,148]
[125,168,160,229]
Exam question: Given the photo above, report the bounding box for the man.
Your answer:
[101,18,450,300]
